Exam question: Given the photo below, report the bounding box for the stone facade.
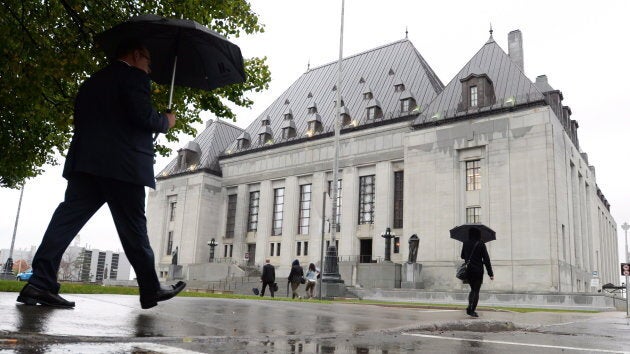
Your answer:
[146,33,617,293]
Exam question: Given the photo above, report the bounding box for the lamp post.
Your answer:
[2,186,24,276]
[207,238,217,263]
[622,222,629,317]
[381,227,395,262]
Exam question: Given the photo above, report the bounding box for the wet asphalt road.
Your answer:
[0,292,629,353]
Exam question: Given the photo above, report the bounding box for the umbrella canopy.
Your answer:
[95,14,246,92]
[449,223,496,243]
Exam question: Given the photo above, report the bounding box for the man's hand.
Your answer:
[490,276,494,280]
[165,112,176,129]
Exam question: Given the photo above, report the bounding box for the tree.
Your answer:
[0,1,270,188]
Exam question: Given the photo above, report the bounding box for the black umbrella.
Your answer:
[449,223,496,243]
[95,14,246,109]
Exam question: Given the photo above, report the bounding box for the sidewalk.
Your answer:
[0,292,628,353]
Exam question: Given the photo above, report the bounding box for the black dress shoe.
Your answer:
[469,311,479,317]
[140,281,186,309]
[17,283,75,308]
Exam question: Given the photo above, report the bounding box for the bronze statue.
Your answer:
[171,246,178,265]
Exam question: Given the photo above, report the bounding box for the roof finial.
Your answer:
[307,59,310,72]
[405,26,408,39]
[489,22,494,38]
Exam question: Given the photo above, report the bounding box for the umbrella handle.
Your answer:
[168,55,178,110]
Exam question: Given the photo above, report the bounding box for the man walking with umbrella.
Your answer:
[459,227,494,317]
[17,38,184,309]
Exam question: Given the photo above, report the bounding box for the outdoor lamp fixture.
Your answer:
[207,238,217,262]
[381,227,396,262]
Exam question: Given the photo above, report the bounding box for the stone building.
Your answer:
[147,30,617,293]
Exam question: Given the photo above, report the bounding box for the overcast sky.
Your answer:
[2,1,629,267]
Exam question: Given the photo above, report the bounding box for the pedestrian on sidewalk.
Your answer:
[304,263,319,299]
[460,227,494,317]
[16,39,185,310]
[287,259,304,299]
[260,259,276,298]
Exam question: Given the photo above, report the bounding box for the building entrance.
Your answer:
[359,239,372,263]
[247,244,256,266]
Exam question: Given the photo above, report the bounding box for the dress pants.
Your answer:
[467,276,483,312]
[260,281,274,297]
[28,172,160,299]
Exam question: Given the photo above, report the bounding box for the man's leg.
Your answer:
[270,282,274,298]
[260,282,267,297]
[101,178,160,301]
[28,174,104,293]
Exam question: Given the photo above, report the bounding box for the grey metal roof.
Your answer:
[157,119,243,178]
[225,39,444,153]
[414,36,545,125]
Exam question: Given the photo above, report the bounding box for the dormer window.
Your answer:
[399,90,416,113]
[341,113,352,127]
[281,117,296,139]
[394,84,405,92]
[258,133,272,145]
[307,113,323,134]
[282,127,296,139]
[458,73,496,111]
[262,116,271,126]
[363,92,373,100]
[236,132,251,149]
[257,125,273,145]
[400,98,416,112]
[470,86,478,107]
[366,106,382,120]
[366,98,382,120]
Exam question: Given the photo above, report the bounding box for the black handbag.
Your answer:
[272,283,279,292]
[456,242,479,281]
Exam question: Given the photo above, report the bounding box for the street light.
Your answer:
[207,238,217,263]
[381,227,395,262]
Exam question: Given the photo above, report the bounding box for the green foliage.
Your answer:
[0,0,270,188]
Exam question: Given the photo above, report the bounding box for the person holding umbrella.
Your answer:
[460,227,494,317]
[17,38,183,309]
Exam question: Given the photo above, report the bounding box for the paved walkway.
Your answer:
[0,292,628,353]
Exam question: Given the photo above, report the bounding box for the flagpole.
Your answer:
[322,0,345,292]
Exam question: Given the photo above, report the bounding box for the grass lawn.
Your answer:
[0,280,597,313]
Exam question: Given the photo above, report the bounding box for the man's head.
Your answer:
[265,259,270,264]
[116,38,151,74]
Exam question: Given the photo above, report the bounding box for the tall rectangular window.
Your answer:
[470,86,478,107]
[304,241,309,256]
[166,231,173,255]
[466,160,481,191]
[229,244,233,257]
[296,241,302,256]
[298,184,312,234]
[466,207,481,223]
[276,242,281,256]
[393,171,404,228]
[270,243,275,257]
[393,237,400,254]
[248,191,260,231]
[328,180,342,231]
[225,194,237,238]
[272,188,285,235]
[169,201,177,221]
[224,245,228,257]
[359,175,375,224]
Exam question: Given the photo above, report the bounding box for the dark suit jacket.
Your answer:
[461,240,494,279]
[261,263,275,283]
[63,61,168,188]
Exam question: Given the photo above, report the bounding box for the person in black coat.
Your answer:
[287,259,304,299]
[460,227,494,317]
[260,259,276,297]
[17,39,185,310]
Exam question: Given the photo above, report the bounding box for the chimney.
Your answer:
[508,30,524,71]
